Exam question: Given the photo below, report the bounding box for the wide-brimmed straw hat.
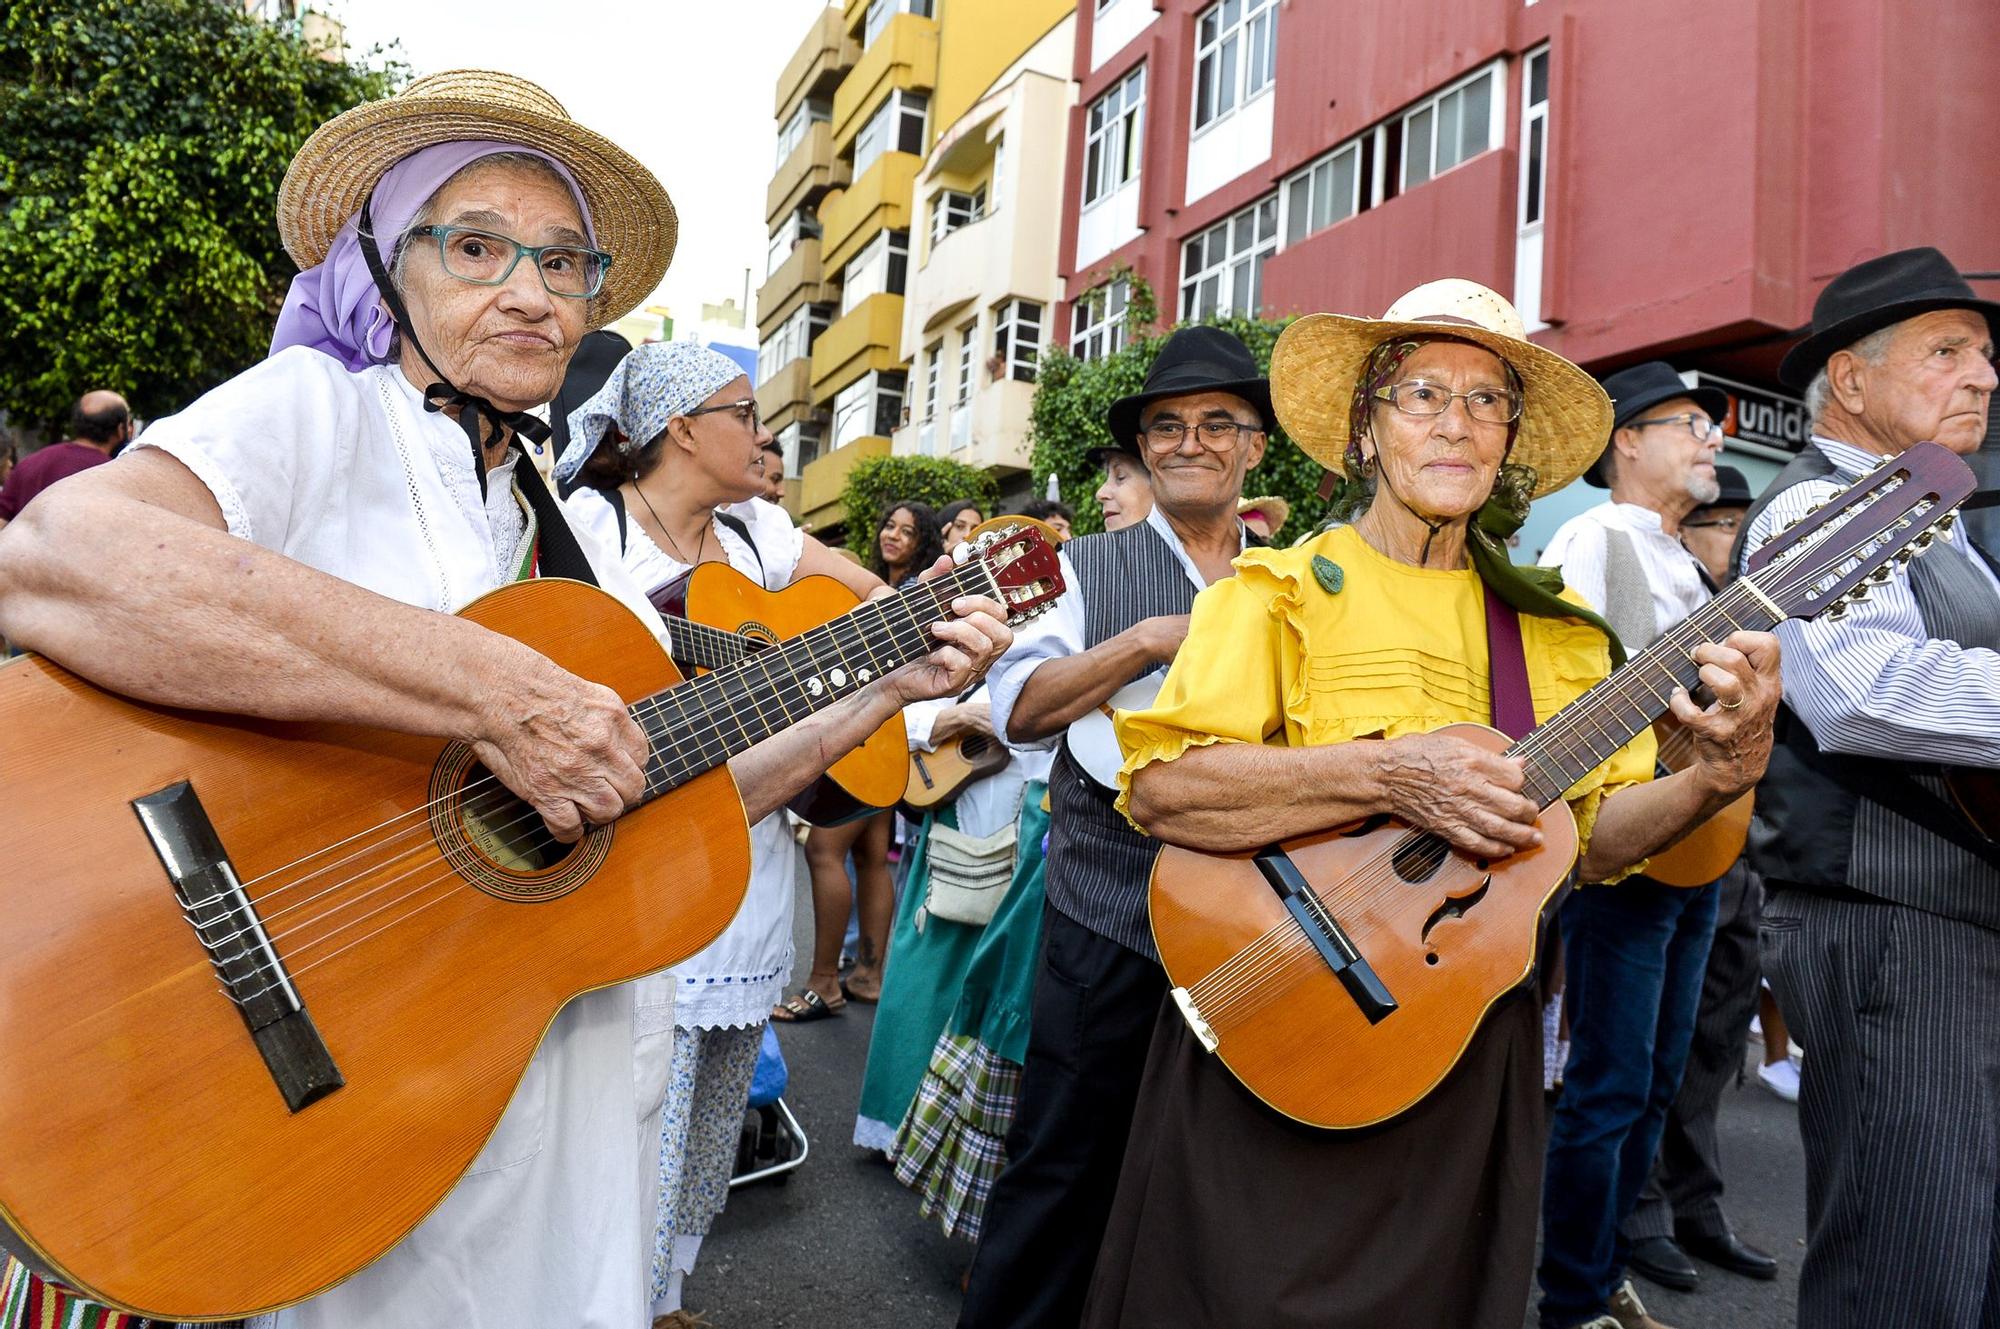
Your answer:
[1270,279,1612,498]
[277,70,676,329]
[1237,494,1290,531]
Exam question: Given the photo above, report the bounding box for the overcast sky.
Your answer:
[327,0,836,330]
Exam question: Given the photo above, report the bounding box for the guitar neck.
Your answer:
[627,561,999,801]
[1511,576,1783,809]
[668,616,760,672]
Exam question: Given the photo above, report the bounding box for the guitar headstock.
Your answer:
[957,522,1066,624]
[1746,441,1976,622]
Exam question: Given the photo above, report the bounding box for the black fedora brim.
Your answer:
[1105,377,1277,455]
[1778,295,2000,390]
[1086,442,1144,467]
[1584,380,1734,487]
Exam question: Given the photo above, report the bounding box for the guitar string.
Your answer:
[1182,508,1931,1024]
[215,581,955,956]
[210,567,1005,1003]
[228,562,982,914]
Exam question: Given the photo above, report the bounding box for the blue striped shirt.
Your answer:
[1742,435,2000,765]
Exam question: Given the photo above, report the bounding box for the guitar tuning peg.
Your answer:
[1869,565,1893,583]
[1849,584,1871,603]
[1939,513,1960,532]
[1914,531,1937,553]
[1824,601,1849,621]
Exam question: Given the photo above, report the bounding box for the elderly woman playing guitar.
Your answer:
[1082,281,1782,1329]
[0,73,1011,1329]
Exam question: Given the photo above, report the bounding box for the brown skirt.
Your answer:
[1081,989,1545,1329]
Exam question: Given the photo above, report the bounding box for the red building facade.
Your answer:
[1058,0,2000,535]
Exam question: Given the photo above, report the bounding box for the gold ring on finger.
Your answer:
[1721,697,1743,710]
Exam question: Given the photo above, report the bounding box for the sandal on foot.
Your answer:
[840,978,880,1004]
[771,989,845,1022]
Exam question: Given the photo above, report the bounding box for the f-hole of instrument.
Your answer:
[427,745,611,902]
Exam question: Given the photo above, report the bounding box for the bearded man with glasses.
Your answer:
[1532,361,1769,1329]
[961,325,1273,1329]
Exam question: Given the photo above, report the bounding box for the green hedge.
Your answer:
[1027,313,1332,546]
[839,454,1001,557]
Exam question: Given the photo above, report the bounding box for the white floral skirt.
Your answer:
[651,1023,765,1296]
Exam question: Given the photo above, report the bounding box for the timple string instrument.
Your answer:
[1644,716,1754,886]
[1147,443,1973,1130]
[0,525,1062,1319]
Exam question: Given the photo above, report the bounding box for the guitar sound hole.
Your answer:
[459,766,572,873]
[1391,832,1450,883]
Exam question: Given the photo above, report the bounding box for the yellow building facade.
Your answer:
[756,0,1075,534]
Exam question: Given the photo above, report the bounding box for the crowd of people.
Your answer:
[0,67,1993,1329]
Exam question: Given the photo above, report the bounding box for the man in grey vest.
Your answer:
[962,326,1270,1329]
[1537,362,1750,1329]
[1739,246,1999,1329]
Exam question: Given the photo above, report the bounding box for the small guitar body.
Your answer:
[1150,723,1579,1129]
[678,562,909,821]
[904,732,1010,812]
[1644,716,1754,887]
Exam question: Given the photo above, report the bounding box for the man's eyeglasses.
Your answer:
[413,225,613,298]
[1142,419,1263,451]
[1683,514,1743,532]
[683,399,762,432]
[1631,412,1724,445]
[1372,380,1524,425]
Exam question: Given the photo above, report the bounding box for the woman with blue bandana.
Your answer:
[557,340,882,1327]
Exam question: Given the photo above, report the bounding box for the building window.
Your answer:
[862,0,934,48]
[776,420,824,477]
[1192,0,1277,133]
[1082,65,1145,207]
[1180,194,1278,320]
[1520,46,1550,227]
[922,340,944,420]
[929,186,987,246]
[839,229,910,314]
[833,370,907,449]
[1400,65,1500,190]
[1070,276,1130,361]
[993,300,1043,384]
[853,89,930,177]
[756,301,832,383]
[765,207,822,278]
[775,96,831,168]
[1281,141,1361,248]
[954,321,978,405]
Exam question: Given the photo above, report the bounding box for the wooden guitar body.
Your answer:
[1149,723,1578,1130]
[1644,717,1754,887]
[903,733,1009,812]
[0,579,750,1319]
[679,563,907,823]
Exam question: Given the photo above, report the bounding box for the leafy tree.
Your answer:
[840,454,1000,557]
[0,0,403,434]
[1028,302,1326,545]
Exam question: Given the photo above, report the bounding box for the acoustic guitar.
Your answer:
[0,526,1062,1320]
[1147,442,1972,1130]
[658,562,910,820]
[1643,717,1754,887]
[904,732,1010,812]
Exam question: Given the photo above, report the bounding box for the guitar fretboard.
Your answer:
[626,561,1000,799]
[1512,577,1781,808]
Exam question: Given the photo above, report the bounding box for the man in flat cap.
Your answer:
[1738,246,1998,1328]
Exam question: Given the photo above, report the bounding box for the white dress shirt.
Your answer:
[1743,434,2000,768]
[1540,500,1710,634]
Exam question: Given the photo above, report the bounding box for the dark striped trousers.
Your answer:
[1761,887,2000,1328]
[1625,860,1763,1242]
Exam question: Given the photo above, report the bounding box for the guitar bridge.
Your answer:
[1171,986,1220,1053]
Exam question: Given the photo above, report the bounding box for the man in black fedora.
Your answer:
[962,325,1272,1329]
[1538,362,1767,1328]
[1738,246,2000,1327]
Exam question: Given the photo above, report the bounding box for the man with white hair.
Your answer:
[1739,246,1999,1328]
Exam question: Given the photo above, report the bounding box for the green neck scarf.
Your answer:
[1466,496,1626,669]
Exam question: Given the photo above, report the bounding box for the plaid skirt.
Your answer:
[891,1032,1023,1242]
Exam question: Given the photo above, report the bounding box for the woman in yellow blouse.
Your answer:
[1080,281,1782,1329]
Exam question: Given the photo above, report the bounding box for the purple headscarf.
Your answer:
[269,140,595,371]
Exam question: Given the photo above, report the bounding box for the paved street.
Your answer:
[694,870,1807,1327]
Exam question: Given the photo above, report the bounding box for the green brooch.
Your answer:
[1312,555,1344,595]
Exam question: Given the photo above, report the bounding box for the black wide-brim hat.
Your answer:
[1700,464,1753,509]
[1778,246,2000,390]
[1583,360,1732,487]
[1105,326,1276,448]
[1085,440,1143,467]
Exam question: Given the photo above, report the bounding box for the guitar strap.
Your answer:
[513,456,599,586]
[1482,584,1537,741]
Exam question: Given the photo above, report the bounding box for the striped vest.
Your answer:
[1044,520,1204,960]
[1746,447,2000,929]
